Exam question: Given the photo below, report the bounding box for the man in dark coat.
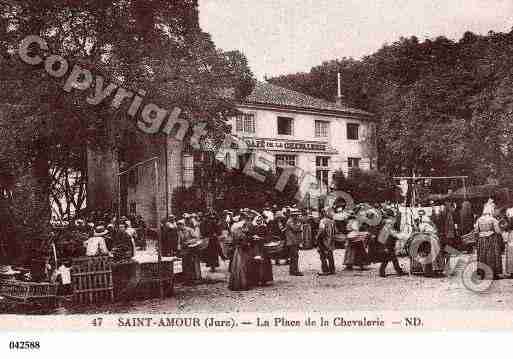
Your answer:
[285,209,304,276]
[112,222,134,261]
[440,200,457,248]
[378,217,406,277]
[316,210,336,275]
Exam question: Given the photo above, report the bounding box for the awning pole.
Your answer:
[155,160,164,299]
[463,177,467,200]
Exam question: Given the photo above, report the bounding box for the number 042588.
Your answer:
[9,341,40,350]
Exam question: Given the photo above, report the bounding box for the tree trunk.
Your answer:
[9,154,51,265]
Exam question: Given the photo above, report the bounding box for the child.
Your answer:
[52,260,72,296]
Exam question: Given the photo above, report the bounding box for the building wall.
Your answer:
[119,135,184,229]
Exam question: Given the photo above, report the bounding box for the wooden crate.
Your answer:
[139,261,173,280]
[0,280,57,310]
[136,261,174,298]
[71,256,114,305]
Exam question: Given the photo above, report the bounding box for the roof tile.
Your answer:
[244,82,372,116]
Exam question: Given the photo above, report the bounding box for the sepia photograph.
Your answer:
[1,0,513,334]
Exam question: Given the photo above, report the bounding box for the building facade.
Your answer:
[86,82,376,227]
[227,82,376,190]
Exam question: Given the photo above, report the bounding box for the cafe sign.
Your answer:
[243,137,332,153]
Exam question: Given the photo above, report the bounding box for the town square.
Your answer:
[2,1,513,325]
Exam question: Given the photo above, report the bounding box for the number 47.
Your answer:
[92,318,103,327]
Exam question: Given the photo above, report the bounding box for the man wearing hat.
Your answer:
[285,209,304,276]
[84,225,111,257]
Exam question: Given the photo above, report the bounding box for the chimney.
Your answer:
[336,72,344,106]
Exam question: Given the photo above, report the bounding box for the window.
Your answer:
[275,154,296,167]
[316,156,329,168]
[348,157,361,169]
[129,202,137,215]
[316,156,330,186]
[277,116,293,135]
[347,123,360,140]
[316,170,330,186]
[315,120,329,137]
[235,113,255,133]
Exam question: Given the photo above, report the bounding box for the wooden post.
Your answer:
[155,160,164,299]
[164,138,170,220]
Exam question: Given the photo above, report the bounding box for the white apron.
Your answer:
[503,231,513,275]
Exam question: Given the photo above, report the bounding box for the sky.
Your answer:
[199,0,513,80]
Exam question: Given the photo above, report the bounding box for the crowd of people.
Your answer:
[40,195,513,296]
[158,203,410,291]
[41,212,146,288]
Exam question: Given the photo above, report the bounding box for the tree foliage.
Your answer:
[332,169,400,204]
[0,0,255,262]
[268,30,513,187]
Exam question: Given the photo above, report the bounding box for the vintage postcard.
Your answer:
[2,0,513,344]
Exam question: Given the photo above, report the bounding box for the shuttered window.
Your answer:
[235,113,256,133]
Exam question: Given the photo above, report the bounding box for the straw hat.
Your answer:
[94,225,108,236]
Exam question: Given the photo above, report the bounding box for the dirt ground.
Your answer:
[71,248,513,314]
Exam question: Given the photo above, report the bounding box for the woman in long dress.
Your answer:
[475,205,503,279]
[343,219,370,270]
[201,211,225,273]
[250,216,273,286]
[503,208,513,277]
[228,214,254,291]
[177,220,202,283]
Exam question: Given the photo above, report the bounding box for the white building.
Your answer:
[227,82,377,190]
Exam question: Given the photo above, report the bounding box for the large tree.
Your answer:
[0,0,254,263]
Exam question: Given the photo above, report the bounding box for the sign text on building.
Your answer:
[243,138,328,152]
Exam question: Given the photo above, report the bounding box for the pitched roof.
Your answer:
[243,82,373,117]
